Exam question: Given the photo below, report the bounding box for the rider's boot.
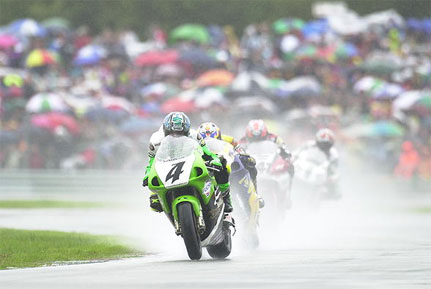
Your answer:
[149,193,163,212]
[220,184,233,213]
[252,177,265,209]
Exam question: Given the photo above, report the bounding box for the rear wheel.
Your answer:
[178,202,202,260]
[207,222,232,259]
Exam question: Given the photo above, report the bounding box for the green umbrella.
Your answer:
[291,18,305,30]
[273,19,291,34]
[171,24,209,44]
[41,17,70,31]
[295,45,318,60]
[273,18,304,34]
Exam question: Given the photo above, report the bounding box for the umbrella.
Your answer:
[335,42,358,59]
[41,17,70,32]
[171,24,209,44]
[161,97,197,114]
[273,18,305,34]
[3,74,23,87]
[178,48,217,69]
[272,76,321,98]
[196,69,234,87]
[140,82,179,100]
[301,19,330,39]
[343,121,404,138]
[155,64,183,77]
[361,52,403,74]
[63,94,99,116]
[26,92,69,113]
[85,107,130,123]
[120,117,159,135]
[30,112,80,135]
[0,34,18,49]
[74,45,106,66]
[135,50,178,67]
[353,76,385,94]
[26,49,57,68]
[371,83,404,100]
[194,87,227,109]
[101,96,135,113]
[8,19,47,37]
[230,71,269,93]
[232,96,277,114]
[295,44,318,60]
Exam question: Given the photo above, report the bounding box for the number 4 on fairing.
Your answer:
[166,161,185,183]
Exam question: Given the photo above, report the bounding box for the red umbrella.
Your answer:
[30,112,80,135]
[161,97,196,114]
[135,50,179,67]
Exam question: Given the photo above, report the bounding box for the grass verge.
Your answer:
[0,228,143,270]
[0,200,109,209]
[409,207,431,214]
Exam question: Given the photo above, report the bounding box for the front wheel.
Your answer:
[178,202,202,260]
[206,222,232,259]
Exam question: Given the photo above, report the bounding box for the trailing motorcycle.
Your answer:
[205,137,260,248]
[245,141,292,222]
[147,135,233,260]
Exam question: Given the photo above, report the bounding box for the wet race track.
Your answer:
[1,159,431,289]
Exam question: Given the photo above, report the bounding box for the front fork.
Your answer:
[172,195,206,235]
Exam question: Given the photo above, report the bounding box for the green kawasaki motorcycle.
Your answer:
[147,135,233,260]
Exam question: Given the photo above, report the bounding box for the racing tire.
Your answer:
[178,202,202,260]
[207,222,232,259]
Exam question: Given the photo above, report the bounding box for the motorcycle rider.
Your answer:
[198,122,264,208]
[293,128,340,199]
[239,119,294,176]
[142,112,233,213]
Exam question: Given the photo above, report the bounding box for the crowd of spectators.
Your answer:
[0,3,430,181]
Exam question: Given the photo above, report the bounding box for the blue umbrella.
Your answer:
[301,19,329,39]
[120,117,159,134]
[74,45,106,66]
[8,19,47,37]
[179,48,217,69]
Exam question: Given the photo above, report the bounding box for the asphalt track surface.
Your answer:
[1,159,431,289]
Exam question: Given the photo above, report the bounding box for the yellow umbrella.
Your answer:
[26,49,57,68]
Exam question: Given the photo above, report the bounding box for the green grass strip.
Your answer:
[409,207,431,214]
[0,200,108,209]
[0,228,143,269]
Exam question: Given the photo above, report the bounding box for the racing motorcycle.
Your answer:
[245,141,292,222]
[147,135,233,260]
[292,148,340,207]
[205,137,260,248]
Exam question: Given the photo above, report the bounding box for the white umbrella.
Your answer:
[230,71,269,92]
[26,92,69,113]
[101,95,135,113]
[195,88,227,109]
[392,90,430,120]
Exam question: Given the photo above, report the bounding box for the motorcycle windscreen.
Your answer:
[155,135,198,188]
[205,138,235,164]
[246,141,278,166]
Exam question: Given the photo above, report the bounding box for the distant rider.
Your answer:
[198,122,264,208]
[142,112,233,213]
[293,128,340,199]
[239,119,294,176]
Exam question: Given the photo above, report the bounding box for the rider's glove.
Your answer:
[279,148,291,160]
[210,159,223,168]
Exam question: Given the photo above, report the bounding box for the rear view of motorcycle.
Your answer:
[246,141,293,226]
[205,138,261,249]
